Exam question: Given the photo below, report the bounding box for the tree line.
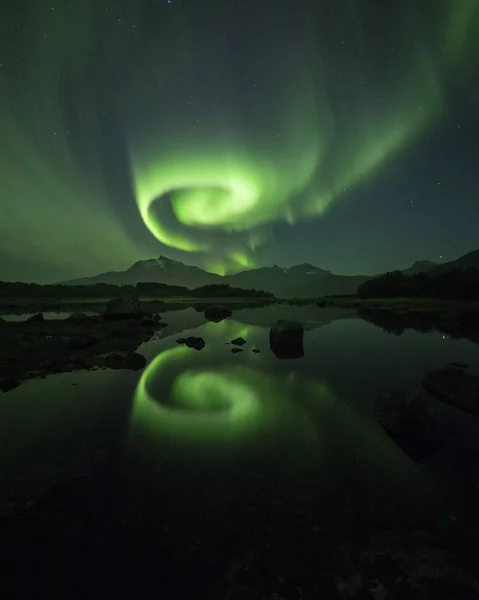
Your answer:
[357,268,479,300]
[0,281,274,299]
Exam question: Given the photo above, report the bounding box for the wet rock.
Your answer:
[102,296,150,320]
[176,337,187,344]
[352,530,479,599]
[27,312,44,322]
[376,392,442,462]
[252,349,260,353]
[0,377,21,393]
[231,348,243,354]
[185,336,205,351]
[423,368,479,417]
[269,320,304,359]
[101,351,147,370]
[231,337,247,346]
[204,305,232,323]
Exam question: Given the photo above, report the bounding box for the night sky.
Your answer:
[1,0,478,283]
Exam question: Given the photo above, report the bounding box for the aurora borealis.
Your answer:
[1,0,478,281]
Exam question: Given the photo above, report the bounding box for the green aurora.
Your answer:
[1,1,478,278]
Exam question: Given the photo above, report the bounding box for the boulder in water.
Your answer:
[376,391,442,462]
[204,305,232,322]
[423,367,479,417]
[231,337,246,346]
[269,319,304,359]
[185,336,205,351]
[27,312,44,323]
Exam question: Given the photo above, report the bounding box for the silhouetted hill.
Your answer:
[435,249,479,272]
[401,261,438,275]
[62,256,221,288]
[59,248,479,299]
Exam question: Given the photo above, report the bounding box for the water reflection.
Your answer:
[132,345,324,448]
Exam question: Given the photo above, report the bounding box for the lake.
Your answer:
[1,306,479,598]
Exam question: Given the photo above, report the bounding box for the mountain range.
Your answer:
[61,249,479,298]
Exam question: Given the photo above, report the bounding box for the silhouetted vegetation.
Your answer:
[358,268,479,301]
[358,307,479,346]
[0,281,274,299]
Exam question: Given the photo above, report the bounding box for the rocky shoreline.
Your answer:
[0,298,168,393]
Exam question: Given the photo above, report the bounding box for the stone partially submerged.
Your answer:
[423,367,479,417]
[204,305,232,323]
[376,392,442,462]
[176,336,206,351]
[269,319,304,359]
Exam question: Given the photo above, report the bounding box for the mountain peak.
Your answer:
[401,260,438,275]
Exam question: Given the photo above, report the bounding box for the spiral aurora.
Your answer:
[1,0,478,281]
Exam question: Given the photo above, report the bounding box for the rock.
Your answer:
[0,377,21,393]
[185,336,205,351]
[269,319,304,359]
[231,348,243,354]
[102,296,150,320]
[231,337,247,346]
[204,305,232,323]
[376,392,442,462]
[176,337,187,344]
[27,312,44,322]
[67,312,90,322]
[360,531,479,598]
[101,351,147,370]
[252,349,260,353]
[423,368,479,417]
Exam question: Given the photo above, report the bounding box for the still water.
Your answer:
[1,306,479,597]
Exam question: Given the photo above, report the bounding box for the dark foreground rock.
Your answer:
[204,305,232,322]
[27,312,44,322]
[231,337,246,346]
[376,392,442,462]
[0,377,21,393]
[231,348,243,354]
[423,368,479,417]
[334,530,479,599]
[269,319,304,359]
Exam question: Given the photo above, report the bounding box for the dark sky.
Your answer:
[1,0,478,282]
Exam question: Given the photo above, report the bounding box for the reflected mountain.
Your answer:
[358,308,479,345]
